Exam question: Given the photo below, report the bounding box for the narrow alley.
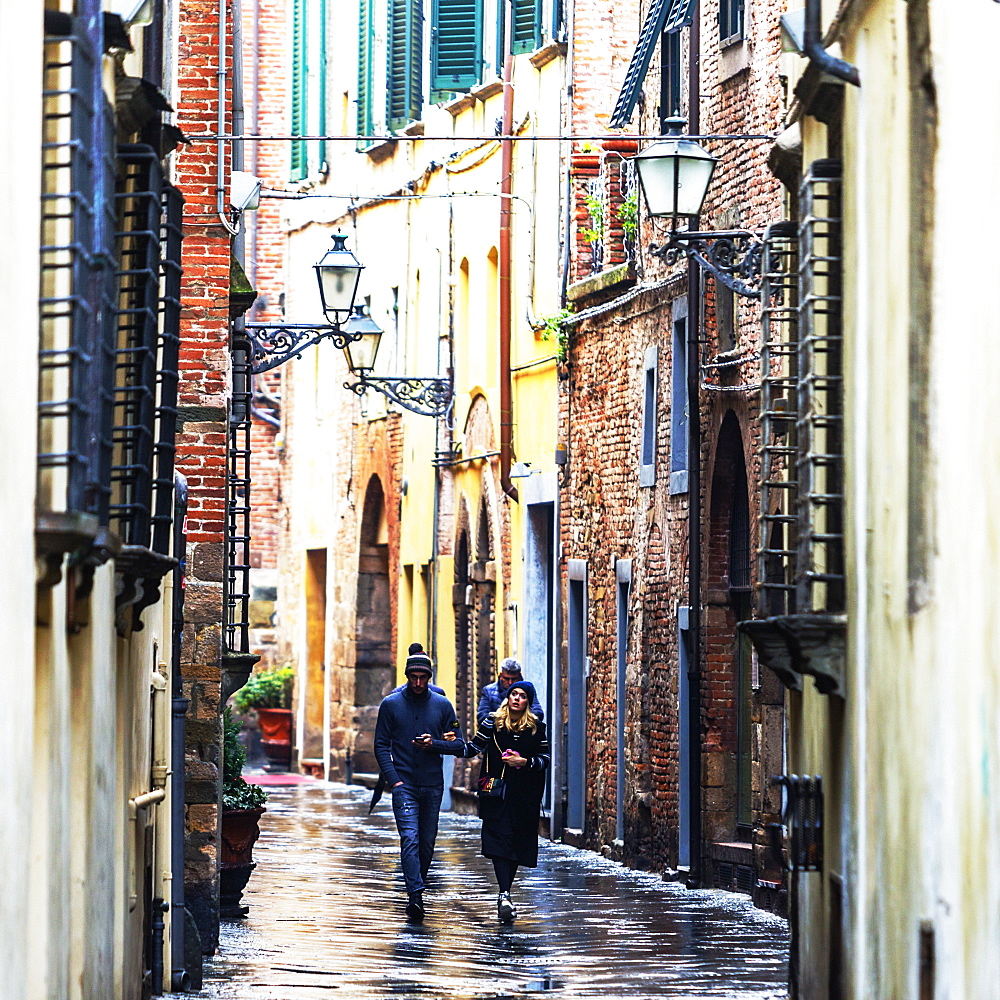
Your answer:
[201,781,788,999]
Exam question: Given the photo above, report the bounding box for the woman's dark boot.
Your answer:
[497,891,516,922]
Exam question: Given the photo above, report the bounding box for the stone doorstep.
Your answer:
[707,841,754,866]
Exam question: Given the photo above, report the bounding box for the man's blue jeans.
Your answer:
[390,783,443,894]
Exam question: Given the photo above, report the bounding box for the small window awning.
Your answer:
[609,0,697,128]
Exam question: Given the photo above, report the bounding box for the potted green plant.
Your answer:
[233,666,294,771]
[220,707,267,918]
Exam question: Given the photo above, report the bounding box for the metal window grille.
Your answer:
[39,12,117,526]
[757,222,800,616]
[586,176,605,274]
[774,774,823,872]
[151,184,184,556]
[797,161,845,613]
[110,146,164,548]
[225,342,254,655]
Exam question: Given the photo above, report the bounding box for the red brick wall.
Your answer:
[558,0,788,891]
[174,0,234,954]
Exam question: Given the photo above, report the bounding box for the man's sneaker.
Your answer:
[406,892,425,921]
[497,891,516,922]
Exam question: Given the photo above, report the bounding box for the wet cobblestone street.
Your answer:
[201,782,788,999]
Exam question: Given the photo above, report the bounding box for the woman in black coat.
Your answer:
[461,679,550,923]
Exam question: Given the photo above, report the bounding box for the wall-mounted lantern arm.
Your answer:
[246,322,361,375]
[649,229,766,299]
[343,374,454,418]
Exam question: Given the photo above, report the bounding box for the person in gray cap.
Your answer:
[477,657,544,726]
[373,642,463,921]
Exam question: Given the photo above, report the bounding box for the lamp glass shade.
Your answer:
[314,233,363,320]
[634,136,718,218]
[342,305,382,373]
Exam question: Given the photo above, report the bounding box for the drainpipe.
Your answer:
[231,0,247,267]
[803,0,860,87]
[686,0,703,891]
[217,0,239,236]
[499,40,517,502]
[170,474,191,992]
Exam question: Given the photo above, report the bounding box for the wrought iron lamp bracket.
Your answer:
[246,323,361,375]
[345,375,454,418]
[649,228,765,299]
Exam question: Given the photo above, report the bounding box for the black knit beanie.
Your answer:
[404,642,434,676]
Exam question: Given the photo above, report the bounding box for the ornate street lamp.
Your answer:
[633,117,767,299]
[247,232,364,374]
[341,305,453,418]
[314,233,364,322]
[633,117,717,219]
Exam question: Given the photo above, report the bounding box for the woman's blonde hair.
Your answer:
[494,700,538,733]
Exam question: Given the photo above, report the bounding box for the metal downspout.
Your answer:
[686,0,703,890]
[500,43,517,502]
[216,0,238,236]
[803,0,860,87]
[170,473,191,991]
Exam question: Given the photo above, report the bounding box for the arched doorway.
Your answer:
[353,476,391,774]
[705,411,754,842]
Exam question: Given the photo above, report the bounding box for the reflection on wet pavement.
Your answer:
[201,783,789,999]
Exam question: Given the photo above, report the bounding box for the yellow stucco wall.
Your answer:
[282,40,564,717]
[788,1,1000,996]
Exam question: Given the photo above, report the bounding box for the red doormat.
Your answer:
[244,772,318,787]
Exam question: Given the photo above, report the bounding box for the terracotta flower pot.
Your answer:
[221,806,266,865]
[255,707,293,771]
[220,806,266,919]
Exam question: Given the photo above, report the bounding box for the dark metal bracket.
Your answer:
[246,323,361,375]
[650,229,765,298]
[345,376,454,418]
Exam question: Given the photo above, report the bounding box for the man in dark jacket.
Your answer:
[477,657,544,726]
[374,644,463,921]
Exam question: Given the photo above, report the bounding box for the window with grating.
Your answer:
[757,223,799,617]
[111,146,164,549]
[431,0,482,95]
[151,184,184,556]
[38,8,117,529]
[387,0,424,130]
[226,343,254,655]
[797,161,844,613]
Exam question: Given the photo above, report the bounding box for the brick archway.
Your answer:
[703,410,753,844]
[353,475,391,774]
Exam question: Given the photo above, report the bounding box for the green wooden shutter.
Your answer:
[430,0,482,95]
[357,0,374,148]
[511,0,540,54]
[387,0,423,130]
[290,0,308,179]
[318,0,328,167]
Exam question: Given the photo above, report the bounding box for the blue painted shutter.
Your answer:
[357,0,374,148]
[387,0,423,130]
[510,0,540,55]
[431,0,482,95]
[290,0,308,179]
